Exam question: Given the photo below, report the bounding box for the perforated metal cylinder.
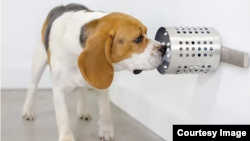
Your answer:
[155,27,221,74]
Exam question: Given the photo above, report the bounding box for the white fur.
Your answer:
[23,9,163,141]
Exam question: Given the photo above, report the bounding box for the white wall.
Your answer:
[109,0,250,141]
[2,0,250,141]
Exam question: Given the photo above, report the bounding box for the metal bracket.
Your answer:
[221,47,249,68]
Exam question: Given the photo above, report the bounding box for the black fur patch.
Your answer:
[44,3,89,50]
[79,26,87,46]
[79,19,98,48]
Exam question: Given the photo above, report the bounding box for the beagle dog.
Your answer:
[23,3,166,141]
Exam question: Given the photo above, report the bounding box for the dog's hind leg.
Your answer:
[23,38,48,120]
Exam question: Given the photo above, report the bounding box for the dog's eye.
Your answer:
[134,35,143,43]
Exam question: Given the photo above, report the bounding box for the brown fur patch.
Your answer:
[78,33,114,89]
[47,48,51,70]
[41,15,51,69]
[41,15,49,44]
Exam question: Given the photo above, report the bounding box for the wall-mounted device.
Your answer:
[155,27,249,74]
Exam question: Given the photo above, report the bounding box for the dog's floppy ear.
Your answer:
[78,32,114,89]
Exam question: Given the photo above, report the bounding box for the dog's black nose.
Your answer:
[159,45,167,54]
[133,70,142,74]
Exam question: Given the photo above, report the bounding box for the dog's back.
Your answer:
[42,3,89,51]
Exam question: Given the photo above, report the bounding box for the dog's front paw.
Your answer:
[59,133,75,141]
[98,121,114,141]
[77,110,92,121]
[22,105,34,121]
[79,113,92,121]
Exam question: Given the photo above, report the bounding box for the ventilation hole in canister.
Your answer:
[186,54,189,57]
[204,41,207,44]
[195,31,198,34]
[210,54,213,57]
[191,41,195,45]
[198,47,201,51]
[189,31,192,34]
[200,28,202,30]
[186,47,189,51]
[186,41,189,45]
[176,28,179,30]
[190,65,193,69]
[200,70,203,72]
[179,41,183,45]
[192,54,195,57]
[205,27,208,30]
[189,70,192,72]
[183,31,186,34]
[180,47,183,51]
[184,66,187,69]
[198,41,201,44]
[207,31,210,34]
[209,41,213,44]
[167,42,171,46]
[180,54,183,57]
[208,65,211,68]
[202,65,205,68]
[182,28,185,30]
[201,31,204,34]
[178,66,181,68]
[204,53,207,57]
[193,28,196,30]
[195,70,198,72]
[177,31,181,34]
[204,72,207,73]
[198,53,201,57]
[192,47,195,51]
[210,47,213,51]
[204,47,207,51]
[176,70,180,72]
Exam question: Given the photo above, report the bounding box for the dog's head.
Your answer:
[78,12,166,89]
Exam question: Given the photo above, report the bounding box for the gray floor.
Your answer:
[1,90,165,141]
